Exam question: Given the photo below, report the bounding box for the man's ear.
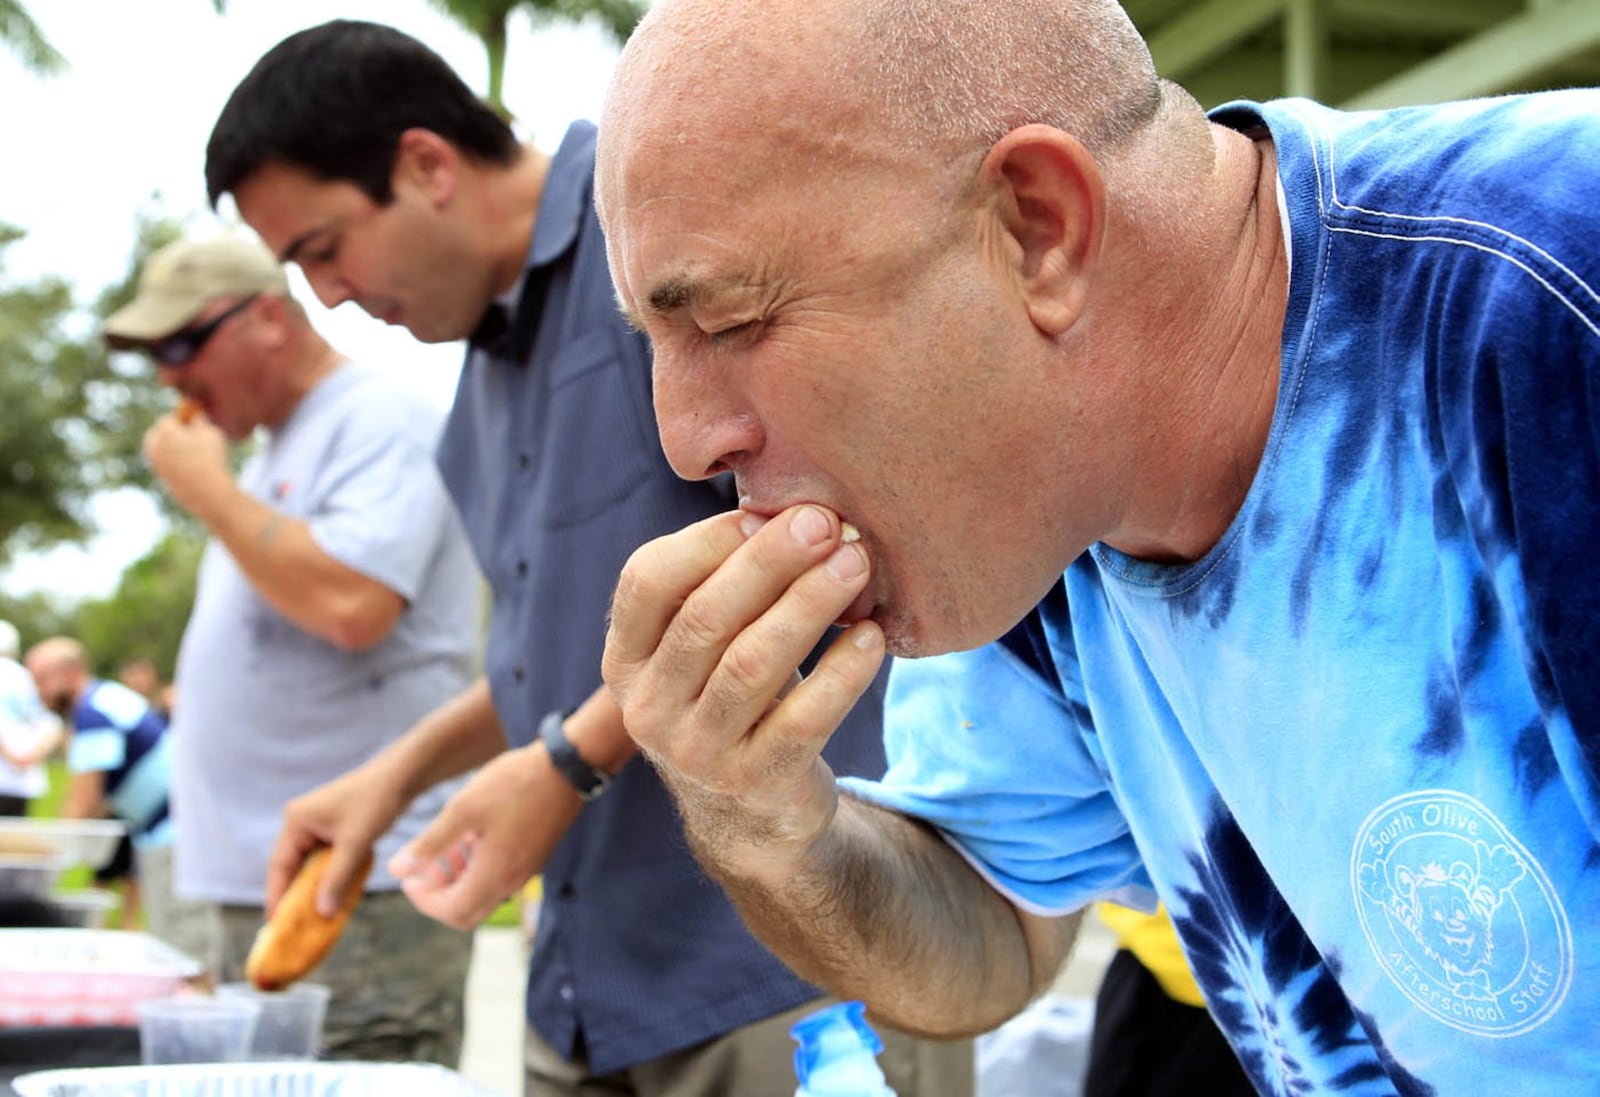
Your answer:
[254,293,292,349]
[393,127,459,207]
[979,124,1106,336]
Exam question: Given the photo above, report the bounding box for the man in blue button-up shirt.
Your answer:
[204,19,973,1095]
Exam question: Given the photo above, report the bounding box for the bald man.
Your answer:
[596,1,1600,1093]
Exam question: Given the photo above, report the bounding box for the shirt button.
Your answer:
[513,666,526,683]
[516,560,529,578]
[559,882,576,899]
[517,453,531,470]
[559,984,575,1003]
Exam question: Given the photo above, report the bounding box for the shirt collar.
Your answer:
[470,121,598,365]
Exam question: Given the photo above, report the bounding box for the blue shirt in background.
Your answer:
[67,679,172,850]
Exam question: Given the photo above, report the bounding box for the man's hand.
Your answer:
[265,763,406,919]
[142,406,233,519]
[601,504,883,882]
[387,742,583,929]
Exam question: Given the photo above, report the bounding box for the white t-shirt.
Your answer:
[0,656,57,800]
[171,362,482,904]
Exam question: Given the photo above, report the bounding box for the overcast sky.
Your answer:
[0,0,623,601]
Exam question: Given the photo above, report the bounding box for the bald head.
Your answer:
[594,0,1232,655]
[601,0,1163,198]
[26,637,87,675]
[25,637,90,716]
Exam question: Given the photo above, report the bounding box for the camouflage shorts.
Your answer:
[217,889,473,1067]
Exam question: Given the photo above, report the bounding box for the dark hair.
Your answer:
[206,20,520,207]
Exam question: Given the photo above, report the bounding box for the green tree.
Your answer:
[0,588,74,653]
[0,0,64,74]
[73,531,203,681]
[0,212,185,569]
[428,0,646,116]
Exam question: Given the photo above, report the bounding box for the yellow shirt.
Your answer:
[1095,902,1207,1008]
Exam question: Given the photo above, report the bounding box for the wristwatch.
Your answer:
[539,709,611,801]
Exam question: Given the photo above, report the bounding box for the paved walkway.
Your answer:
[459,927,528,1096]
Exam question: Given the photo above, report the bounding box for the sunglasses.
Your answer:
[146,294,259,366]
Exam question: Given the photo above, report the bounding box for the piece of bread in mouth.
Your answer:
[246,845,373,991]
[176,397,201,424]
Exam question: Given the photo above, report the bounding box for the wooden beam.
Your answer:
[1330,0,1518,37]
[1343,0,1600,108]
[1285,0,1329,98]
[1147,0,1286,80]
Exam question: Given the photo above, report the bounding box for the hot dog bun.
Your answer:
[246,846,372,991]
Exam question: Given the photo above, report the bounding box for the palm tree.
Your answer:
[0,0,65,74]
[428,0,647,117]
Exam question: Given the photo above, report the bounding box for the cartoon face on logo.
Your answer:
[1352,790,1571,1036]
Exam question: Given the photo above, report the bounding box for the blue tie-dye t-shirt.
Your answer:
[843,93,1600,1095]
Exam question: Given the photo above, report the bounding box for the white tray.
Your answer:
[0,929,204,1028]
[0,819,126,867]
[11,1061,507,1096]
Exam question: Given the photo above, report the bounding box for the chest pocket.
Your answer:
[535,329,661,530]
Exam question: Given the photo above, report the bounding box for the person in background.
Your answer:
[204,20,972,1095]
[0,620,62,818]
[92,656,172,930]
[593,0,1600,1092]
[106,233,482,1065]
[1084,905,1252,1096]
[117,658,169,718]
[21,637,201,956]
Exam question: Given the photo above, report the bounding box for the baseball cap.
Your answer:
[105,235,290,347]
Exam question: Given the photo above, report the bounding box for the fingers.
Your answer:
[693,522,871,740]
[603,511,752,686]
[316,842,377,920]
[387,810,478,892]
[759,620,886,764]
[607,505,868,730]
[263,824,325,918]
[398,836,513,930]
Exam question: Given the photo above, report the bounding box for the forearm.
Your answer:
[695,792,1078,1037]
[61,772,106,821]
[190,480,400,650]
[560,686,638,777]
[377,678,510,804]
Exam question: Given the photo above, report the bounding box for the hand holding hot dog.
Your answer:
[143,401,233,518]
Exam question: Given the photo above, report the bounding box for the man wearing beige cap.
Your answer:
[106,234,484,1065]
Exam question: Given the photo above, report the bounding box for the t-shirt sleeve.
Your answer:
[306,417,459,603]
[839,639,1154,916]
[67,727,125,774]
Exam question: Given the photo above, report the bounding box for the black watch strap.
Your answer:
[540,709,610,801]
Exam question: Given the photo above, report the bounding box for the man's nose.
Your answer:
[302,268,353,310]
[652,358,762,482]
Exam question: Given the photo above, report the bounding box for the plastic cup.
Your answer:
[217,981,332,1060]
[136,995,261,1065]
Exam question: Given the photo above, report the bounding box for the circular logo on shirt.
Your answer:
[1351,789,1571,1036]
